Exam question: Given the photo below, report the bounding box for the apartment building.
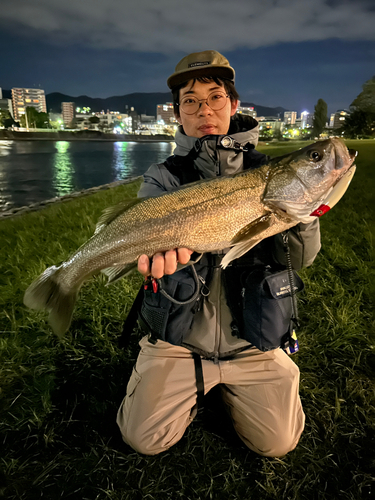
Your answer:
[61,102,75,126]
[11,88,47,121]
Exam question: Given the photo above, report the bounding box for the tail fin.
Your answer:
[23,265,78,337]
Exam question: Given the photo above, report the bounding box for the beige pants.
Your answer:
[117,336,305,457]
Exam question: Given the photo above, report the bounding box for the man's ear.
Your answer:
[230,99,239,116]
[174,113,182,125]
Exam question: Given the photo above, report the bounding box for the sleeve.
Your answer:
[272,219,321,270]
[137,163,181,198]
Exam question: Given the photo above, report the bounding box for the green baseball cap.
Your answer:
[167,50,235,89]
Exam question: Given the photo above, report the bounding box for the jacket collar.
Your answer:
[173,114,260,178]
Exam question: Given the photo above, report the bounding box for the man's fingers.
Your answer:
[150,252,165,279]
[177,248,193,264]
[137,254,150,277]
[138,248,194,279]
[164,249,178,275]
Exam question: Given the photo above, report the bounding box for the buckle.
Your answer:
[220,136,248,152]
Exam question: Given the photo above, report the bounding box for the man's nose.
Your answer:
[197,100,212,114]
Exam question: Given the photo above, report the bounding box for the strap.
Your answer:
[282,231,300,328]
[279,231,301,353]
[119,285,144,349]
[157,263,203,305]
[192,352,205,410]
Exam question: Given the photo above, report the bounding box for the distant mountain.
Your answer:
[1,89,287,118]
[241,102,287,118]
[46,92,173,117]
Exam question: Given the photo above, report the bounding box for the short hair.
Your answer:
[171,76,240,117]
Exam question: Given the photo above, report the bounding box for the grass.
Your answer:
[0,140,374,499]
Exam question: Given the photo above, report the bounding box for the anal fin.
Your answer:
[102,263,137,284]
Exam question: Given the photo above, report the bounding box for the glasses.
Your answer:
[178,91,230,115]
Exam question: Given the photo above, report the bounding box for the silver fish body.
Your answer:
[24,137,356,336]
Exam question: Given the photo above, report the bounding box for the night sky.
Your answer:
[1,0,374,115]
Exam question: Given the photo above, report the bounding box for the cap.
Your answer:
[167,50,235,89]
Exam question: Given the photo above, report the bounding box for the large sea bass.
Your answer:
[24,138,357,337]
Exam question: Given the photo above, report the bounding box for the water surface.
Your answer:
[0,140,175,212]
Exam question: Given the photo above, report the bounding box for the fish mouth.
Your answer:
[333,141,358,170]
[348,148,358,163]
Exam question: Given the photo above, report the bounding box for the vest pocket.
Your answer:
[242,267,304,351]
[139,264,210,345]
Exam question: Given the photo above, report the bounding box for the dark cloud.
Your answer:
[1,0,374,114]
[1,0,375,52]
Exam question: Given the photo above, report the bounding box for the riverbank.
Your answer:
[0,176,142,219]
[0,129,174,142]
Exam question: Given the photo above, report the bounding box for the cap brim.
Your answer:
[167,66,235,89]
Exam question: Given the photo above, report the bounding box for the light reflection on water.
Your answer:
[53,141,75,196]
[0,140,175,212]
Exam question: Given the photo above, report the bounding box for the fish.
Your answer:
[24,137,357,337]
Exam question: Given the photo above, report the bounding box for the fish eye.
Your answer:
[309,150,322,161]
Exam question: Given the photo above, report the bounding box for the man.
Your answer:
[117,50,321,456]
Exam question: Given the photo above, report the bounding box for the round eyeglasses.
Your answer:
[178,91,230,115]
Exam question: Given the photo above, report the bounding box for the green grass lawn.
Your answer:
[0,140,374,499]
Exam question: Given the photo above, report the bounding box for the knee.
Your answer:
[251,432,302,457]
[120,429,164,456]
[117,410,164,455]
[117,406,191,456]
[238,410,305,457]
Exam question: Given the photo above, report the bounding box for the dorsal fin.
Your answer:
[94,197,144,234]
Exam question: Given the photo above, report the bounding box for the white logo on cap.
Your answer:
[188,61,210,68]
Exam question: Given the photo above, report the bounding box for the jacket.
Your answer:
[137,115,321,360]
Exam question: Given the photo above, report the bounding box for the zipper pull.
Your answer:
[151,278,158,293]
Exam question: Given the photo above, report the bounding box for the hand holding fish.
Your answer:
[137,248,193,279]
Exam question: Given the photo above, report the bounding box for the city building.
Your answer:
[237,105,257,119]
[329,110,350,129]
[74,111,129,132]
[259,119,284,135]
[284,111,297,125]
[11,88,47,122]
[0,88,13,118]
[300,111,313,128]
[156,103,177,124]
[61,102,75,126]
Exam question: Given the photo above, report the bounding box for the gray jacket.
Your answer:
[138,117,321,359]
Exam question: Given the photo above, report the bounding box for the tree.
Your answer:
[340,109,375,139]
[342,76,375,138]
[20,107,50,129]
[88,115,100,130]
[312,99,327,138]
[0,109,16,128]
[350,76,375,113]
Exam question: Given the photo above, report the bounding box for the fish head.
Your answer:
[262,137,357,223]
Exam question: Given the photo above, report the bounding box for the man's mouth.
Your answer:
[199,124,216,133]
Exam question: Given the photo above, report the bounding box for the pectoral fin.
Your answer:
[221,213,273,268]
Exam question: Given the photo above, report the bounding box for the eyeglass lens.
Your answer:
[180,92,228,114]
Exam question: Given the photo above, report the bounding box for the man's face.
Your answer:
[175,80,238,138]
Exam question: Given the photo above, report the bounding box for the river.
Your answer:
[0,140,176,212]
